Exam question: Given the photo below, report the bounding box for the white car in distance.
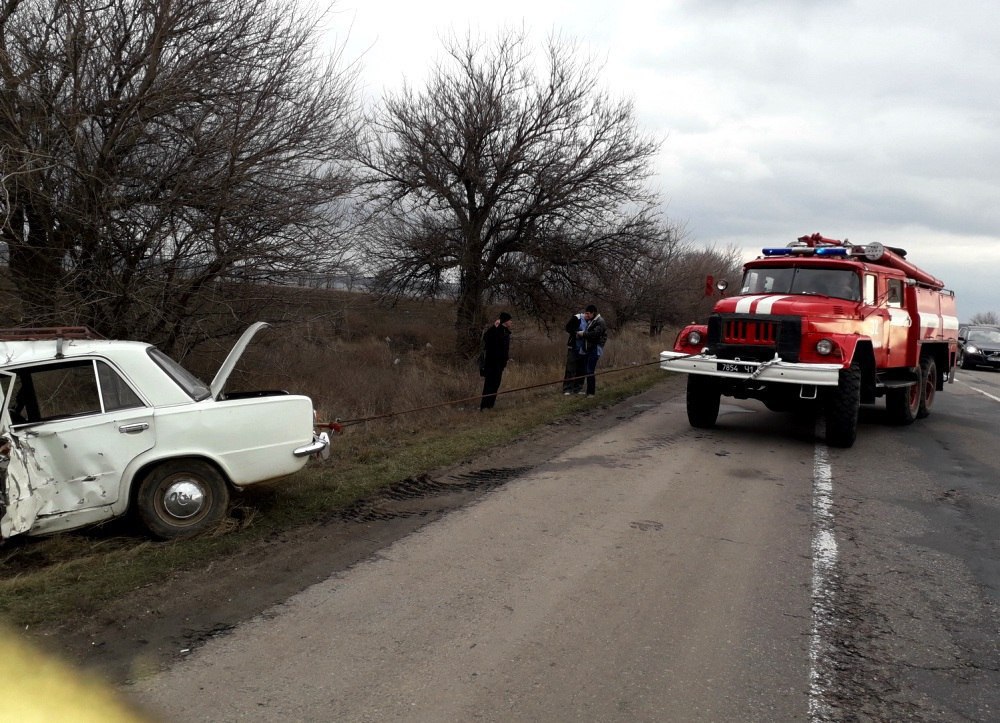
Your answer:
[0,322,328,541]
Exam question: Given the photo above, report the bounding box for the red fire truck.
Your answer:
[660,233,959,447]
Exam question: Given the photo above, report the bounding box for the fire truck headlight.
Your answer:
[815,339,835,356]
[688,330,702,345]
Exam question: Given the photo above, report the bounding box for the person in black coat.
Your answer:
[562,311,586,394]
[480,312,513,410]
[577,304,608,396]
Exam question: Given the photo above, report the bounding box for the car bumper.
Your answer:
[964,354,1000,369]
[659,351,844,386]
[294,432,331,458]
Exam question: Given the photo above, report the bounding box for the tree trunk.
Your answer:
[455,269,486,358]
[6,206,67,325]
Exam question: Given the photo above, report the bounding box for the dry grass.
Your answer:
[0,290,679,628]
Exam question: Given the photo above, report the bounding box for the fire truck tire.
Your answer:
[686,375,721,428]
[886,378,920,425]
[825,362,860,448]
[917,356,937,418]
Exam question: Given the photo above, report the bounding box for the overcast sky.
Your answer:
[331,0,999,319]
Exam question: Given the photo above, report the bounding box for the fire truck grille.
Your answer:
[707,314,801,363]
[722,319,777,345]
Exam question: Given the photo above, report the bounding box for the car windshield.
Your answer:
[740,267,860,301]
[147,348,212,401]
[967,329,1000,344]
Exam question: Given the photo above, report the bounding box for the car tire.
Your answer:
[825,362,860,448]
[686,374,721,429]
[917,356,936,419]
[136,460,230,540]
[960,354,973,370]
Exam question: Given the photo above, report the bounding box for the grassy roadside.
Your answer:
[0,366,668,631]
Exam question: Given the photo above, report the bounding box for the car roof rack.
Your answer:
[0,326,105,341]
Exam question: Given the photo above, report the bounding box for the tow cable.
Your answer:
[315,352,707,431]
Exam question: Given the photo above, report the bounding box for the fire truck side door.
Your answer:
[863,274,891,366]
[884,277,911,365]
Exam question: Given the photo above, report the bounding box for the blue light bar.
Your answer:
[762,248,792,256]
[815,247,848,256]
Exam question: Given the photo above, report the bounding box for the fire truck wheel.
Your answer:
[886,376,920,426]
[686,375,721,428]
[825,362,860,448]
[917,356,937,419]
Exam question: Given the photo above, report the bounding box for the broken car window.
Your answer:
[8,360,144,425]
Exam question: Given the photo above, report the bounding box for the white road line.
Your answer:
[809,443,837,720]
[955,379,1000,403]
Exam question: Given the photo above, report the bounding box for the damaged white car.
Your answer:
[0,322,328,541]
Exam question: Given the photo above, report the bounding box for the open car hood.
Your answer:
[210,321,271,400]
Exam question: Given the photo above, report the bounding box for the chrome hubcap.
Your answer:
[163,479,206,519]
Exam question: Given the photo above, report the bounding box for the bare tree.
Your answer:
[583,220,688,331]
[641,243,743,335]
[969,311,999,325]
[355,29,661,355]
[0,0,358,354]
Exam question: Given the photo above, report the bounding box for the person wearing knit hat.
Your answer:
[479,312,513,410]
[576,304,608,396]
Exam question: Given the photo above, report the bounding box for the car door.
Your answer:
[7,358,156,520]
[1,370,41,539]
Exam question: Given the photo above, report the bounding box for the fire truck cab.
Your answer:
[660,233,959,447]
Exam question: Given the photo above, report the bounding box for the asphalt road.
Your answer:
[128,372,1000,722]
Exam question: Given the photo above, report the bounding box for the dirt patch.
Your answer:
[42,380,682,685]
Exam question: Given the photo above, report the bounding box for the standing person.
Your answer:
[479,312,513,410]
[562,310,587,394]
[576,304,608,396]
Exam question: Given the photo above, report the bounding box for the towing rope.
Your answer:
[316,352,702,432]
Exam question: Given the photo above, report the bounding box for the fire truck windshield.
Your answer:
[740,267,860,301]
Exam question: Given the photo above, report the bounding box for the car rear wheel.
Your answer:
[136,460,230,540]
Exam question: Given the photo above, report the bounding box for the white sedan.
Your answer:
[0,323,328,540]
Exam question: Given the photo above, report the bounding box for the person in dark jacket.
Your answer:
[480,312,513,410]
[562,311,587,394]
[576,304,608,396]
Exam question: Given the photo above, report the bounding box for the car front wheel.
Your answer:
[136,460,230,540]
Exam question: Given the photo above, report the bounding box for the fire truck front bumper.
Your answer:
[659,351,844,386]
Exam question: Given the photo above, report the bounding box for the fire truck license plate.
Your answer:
[717,361,755,374]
